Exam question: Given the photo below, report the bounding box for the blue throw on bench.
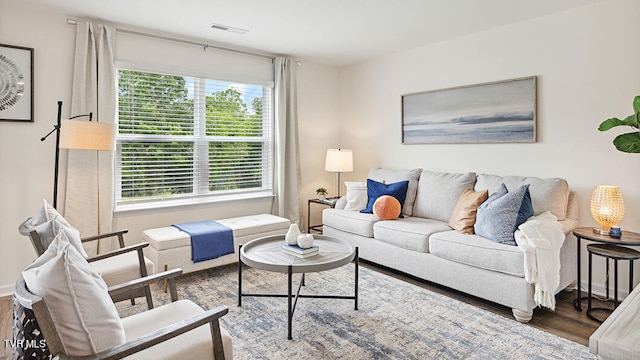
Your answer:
[172,221,234,262]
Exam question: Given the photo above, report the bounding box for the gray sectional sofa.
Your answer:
[322,168,578,322]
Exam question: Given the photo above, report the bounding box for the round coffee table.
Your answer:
[237,234,359,339]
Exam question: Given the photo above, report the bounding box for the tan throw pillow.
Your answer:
[448,189,489,234]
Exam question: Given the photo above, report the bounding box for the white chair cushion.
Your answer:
[22,231,126,356]
[121,299,232,360]
[92,252,154,286]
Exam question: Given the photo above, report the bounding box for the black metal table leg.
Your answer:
[287,265,293,340]
[355,247,359,310]
[588,250,593,313]
[574,237,582,311]
[614,259,619,308]
[237,245,242,307]
[629,260,634,295]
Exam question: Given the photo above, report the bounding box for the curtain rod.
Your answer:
[67,18,275,61]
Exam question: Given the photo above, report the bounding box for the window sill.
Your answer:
[113,191,274,217]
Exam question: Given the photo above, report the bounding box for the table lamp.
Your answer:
[590,185,625,235]
[324,149,353,198]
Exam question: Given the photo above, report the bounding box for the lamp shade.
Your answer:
[324,149,353,173]
[590,185,624,235]
[59,119,116,151]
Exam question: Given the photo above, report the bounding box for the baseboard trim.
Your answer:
[0,284,13,298]
[579,280,630,301]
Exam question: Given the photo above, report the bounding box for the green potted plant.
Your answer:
[316,187,328,201]
[598,95,640,153]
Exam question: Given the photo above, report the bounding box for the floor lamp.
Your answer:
[40,101,116,209]
[324,149,353,198]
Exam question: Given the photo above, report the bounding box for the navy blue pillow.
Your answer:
[361,179,409,215]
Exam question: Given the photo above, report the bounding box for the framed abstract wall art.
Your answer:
[0,44,34,122]
[402,76,536,144]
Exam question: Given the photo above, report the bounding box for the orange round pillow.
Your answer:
[373,195,401,220]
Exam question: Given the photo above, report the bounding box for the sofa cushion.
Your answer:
[367,168,422,216]
[448,189,489,234]
[361,179,408,215]
[429,230,525,278]
[475,174,569,221]
[323,208,379,237]
[374,217,451,253]
[474,184,534,246]
[344,181,368,211]
[412,171,477,222]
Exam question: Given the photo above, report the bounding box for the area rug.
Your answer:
[117,264,596,359]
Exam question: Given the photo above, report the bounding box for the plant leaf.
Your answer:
[599,117,626,131]
[624,114,639,128]
[613,131,640,153]
[633,95,640,113]
[599,115,638,131]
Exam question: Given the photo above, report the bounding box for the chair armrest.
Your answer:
[81,229,129,248]
[86,242,149,263]
[108,269,183,302]
[55,305,229,360]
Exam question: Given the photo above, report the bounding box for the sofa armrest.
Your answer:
[559,191,579,234]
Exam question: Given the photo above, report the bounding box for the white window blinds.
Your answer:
[116,69,273,206]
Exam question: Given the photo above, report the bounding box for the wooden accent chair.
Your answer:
[13,269,232,359]
[18,219,155,307]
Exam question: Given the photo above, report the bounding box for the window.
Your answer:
[115,68,273,208]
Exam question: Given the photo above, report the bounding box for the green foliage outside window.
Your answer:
[117,69,270,202]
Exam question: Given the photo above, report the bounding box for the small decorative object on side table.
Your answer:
[316,187,328,201]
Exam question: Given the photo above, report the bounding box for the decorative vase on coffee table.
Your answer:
[285,224,301,245]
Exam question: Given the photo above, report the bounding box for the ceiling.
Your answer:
[20,0,601,66]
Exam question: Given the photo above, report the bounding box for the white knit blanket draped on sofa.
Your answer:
[514,211,565,310]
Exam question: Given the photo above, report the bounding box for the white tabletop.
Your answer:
[240,234,355,273]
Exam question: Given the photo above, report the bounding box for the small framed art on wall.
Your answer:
[0,43,34,122]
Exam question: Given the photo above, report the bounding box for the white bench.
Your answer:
[143,214,290,274]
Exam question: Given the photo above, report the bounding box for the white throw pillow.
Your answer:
[43,199,72,227]
[30,217,89,258]
[344,181,368,211]
[23,200,88,257]
[22,231,126,356]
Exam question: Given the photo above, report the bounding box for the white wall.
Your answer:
[0,3,76,295]
[338,0,640,295]
[0,1,340,295]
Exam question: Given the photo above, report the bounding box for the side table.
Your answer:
[573,227,640,315]
[307,197,339,233]
[587,243,640,322]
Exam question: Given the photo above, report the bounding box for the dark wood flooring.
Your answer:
[0,261,601,359]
